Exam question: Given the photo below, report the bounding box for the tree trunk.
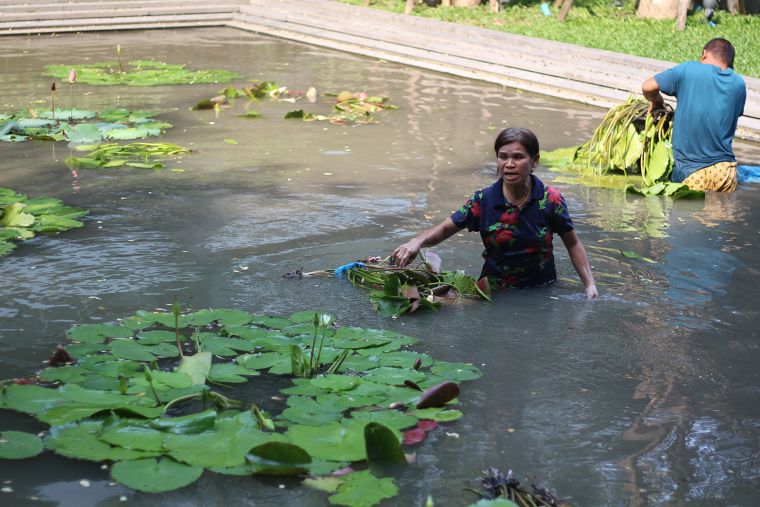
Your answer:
[558,0,573,20]
[405,0,414,14]
[636,0,679,19]
[676,0,689,29]
[489,0,500,12]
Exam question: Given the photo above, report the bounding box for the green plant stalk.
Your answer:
[143,366,163,407]
[116,44,124,74]
[308,313,319,376]
[326,348,349,374]
[314,323,327,371]
[172,297,183,358]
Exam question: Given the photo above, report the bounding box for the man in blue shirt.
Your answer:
[642,38,746,192]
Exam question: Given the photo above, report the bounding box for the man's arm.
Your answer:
[642,77,665,115]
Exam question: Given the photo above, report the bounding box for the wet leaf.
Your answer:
[177,352,212,385]
[403,428,427,445]
[304,476,342,493]
[67,324,133,344]
[411,408,463,422]
[46,421,159,461]
[209,363,259,383]
[619,250,656,263]
[328,470,397,507]
[281,396,344,426]
[286,421,367,462]
[111,457,203,492]
[364,422,405,464]
[246,441,312,475]
[0,431,44,459]
[311,375,360,392]
[430,362,482,382]
[363,367,425,386]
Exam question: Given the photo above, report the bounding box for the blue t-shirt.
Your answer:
[655,61,746,182]
[450,175,574,289]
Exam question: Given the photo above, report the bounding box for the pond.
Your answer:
[2,27,760,507]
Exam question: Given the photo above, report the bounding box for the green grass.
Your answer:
[341,0,760,78]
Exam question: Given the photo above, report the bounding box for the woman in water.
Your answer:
[391,127,597,299]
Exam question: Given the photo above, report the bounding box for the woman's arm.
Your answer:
[391,218,462,267]
[560,230,598,299]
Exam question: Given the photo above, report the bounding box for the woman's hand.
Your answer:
[391,240,421,268]
[585,283,598,300]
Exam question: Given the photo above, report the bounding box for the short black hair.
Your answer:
[704,38,735,69]
[494,128,540,160]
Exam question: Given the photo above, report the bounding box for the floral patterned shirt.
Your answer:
[450,175,574,289]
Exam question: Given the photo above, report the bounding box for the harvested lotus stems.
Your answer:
[286,252,491,317]
[542,97,702,198]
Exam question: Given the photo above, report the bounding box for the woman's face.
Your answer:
[497,142,536,186]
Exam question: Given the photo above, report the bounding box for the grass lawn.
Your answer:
[341,0,760,78]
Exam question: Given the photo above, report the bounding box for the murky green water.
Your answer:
[2,27,760,507]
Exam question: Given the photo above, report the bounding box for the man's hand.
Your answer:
[642,76,664,115]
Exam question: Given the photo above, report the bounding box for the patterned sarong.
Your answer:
[683,161,737,192]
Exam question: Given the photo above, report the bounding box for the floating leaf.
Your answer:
[281,396,345,426]
[363,367,425,386]
[619,250,656,264]
[287,421,367,462]
[328,470,398,507]
[429,362,482,382]
[311,375,360,392]
[304,476,343,493]
[67,324,133,344]
[246,441,312,475]
[111,457,203,492]
[209,363,259,383]
[0,431,44,459]
[46,421,159,461]
[410,408,463,422]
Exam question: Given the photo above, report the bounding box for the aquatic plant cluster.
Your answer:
[0,108,172,144]
[0,308,482,505]
[44,59,241,86]
[0,188,87,256]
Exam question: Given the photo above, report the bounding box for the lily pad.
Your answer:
[67,324,133,344]
[430,362,483,382]
[111,457,203,493]
[328,470,398,507]
[363,367,425,386]
[0,431,44,459]
[246,441,312,475]
[287,421,367,462]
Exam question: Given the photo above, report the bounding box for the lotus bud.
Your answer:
[51,82,56,92]
[68,68,77,84]
[313,313,320,327]
[413,358,422,370]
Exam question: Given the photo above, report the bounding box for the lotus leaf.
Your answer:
[1,203,35,227]
[109,340,178,361]
[411,408,463,422]
[330,329,392,349]
[177,352,212,385]
[222,325,273,340]
[287,421,367,462]
[67,324,133,343]
[328,470,398,507]
[65,342,106,358]
[350,410,418,432]
[111,457,203,493]
[99,422,166,452]
[376,351,433,369]
[304,476,343,493]
[185,309,253,326]
[250,315,293,329]
[281,396,345,426]
[39,366,88,384]
[65,123,103,144]
[364,422,405,464]
[317,392,386,410]
[209,363,260,383]
[2,384,63,415]
[288,310,337,323]
[165,419,274,468]
[430,362,483,382]
[46,421,159,461]
[246,441,312,475]
[135,330,176,344]
[239,352,287,370]
[0,431,45,459]
[311,374,360,392]
[363,367,425,386]
[201,336,256,356]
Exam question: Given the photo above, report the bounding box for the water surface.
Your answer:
[2,27,760,507]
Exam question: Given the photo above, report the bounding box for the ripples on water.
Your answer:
[2,27,760,507]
